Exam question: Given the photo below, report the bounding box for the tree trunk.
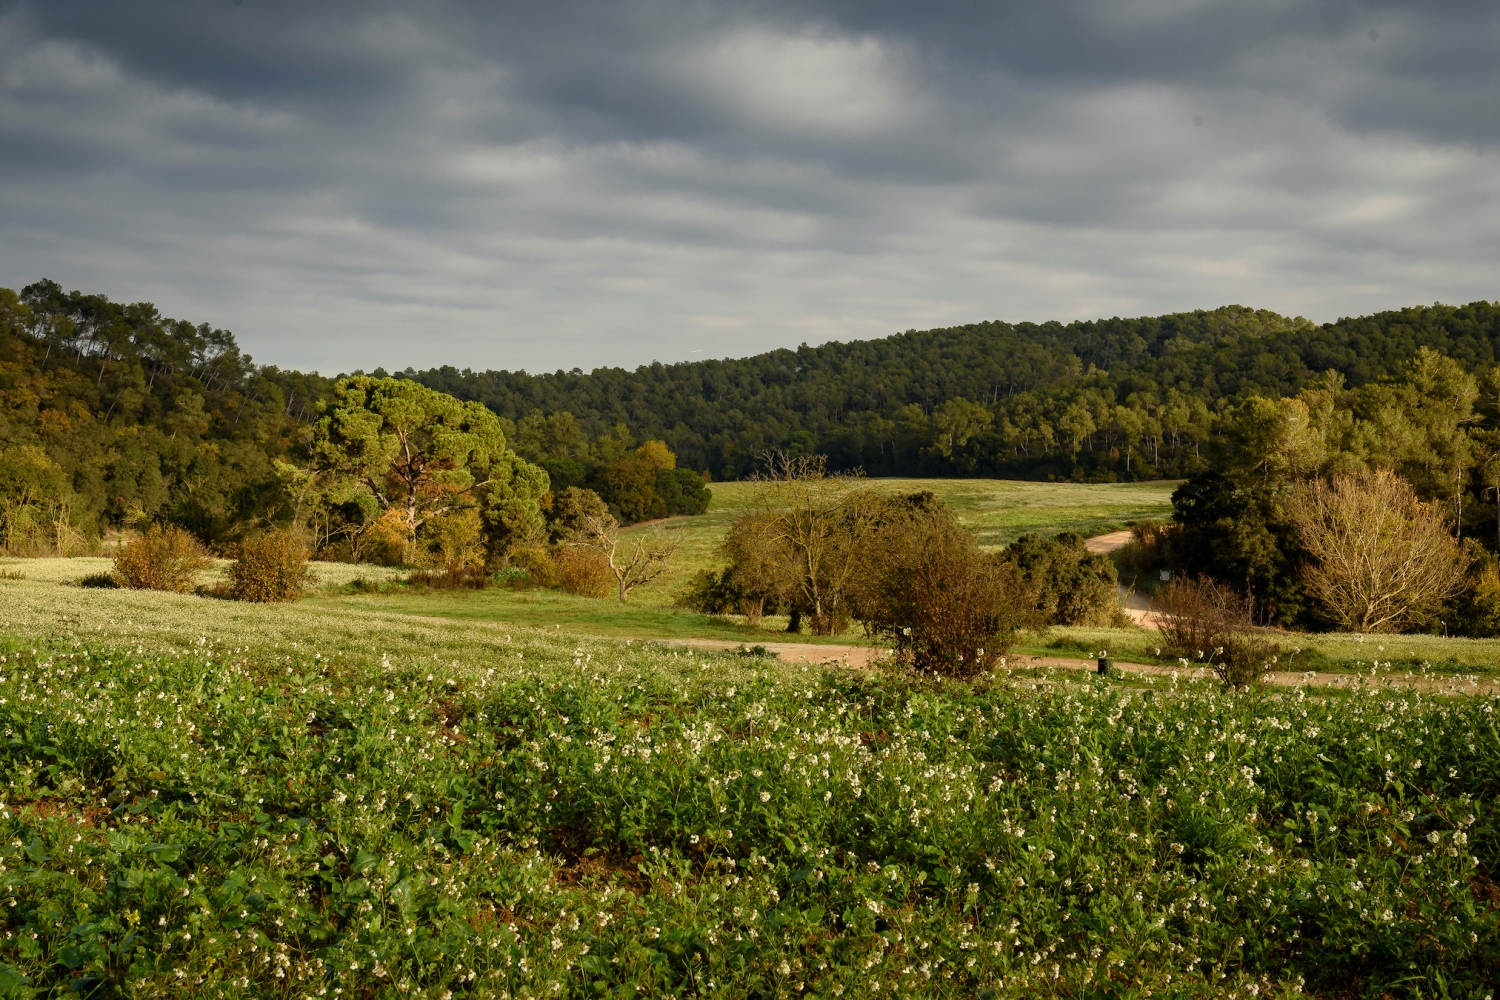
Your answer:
[786,607,802,633]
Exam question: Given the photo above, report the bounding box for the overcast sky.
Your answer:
[1,1,1497,374]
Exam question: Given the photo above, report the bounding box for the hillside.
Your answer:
[5,277,1499,545]
[409,300,1500,479]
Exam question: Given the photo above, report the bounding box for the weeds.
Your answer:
[405,565,493,591]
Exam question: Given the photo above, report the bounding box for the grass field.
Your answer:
[0,586,1494,998]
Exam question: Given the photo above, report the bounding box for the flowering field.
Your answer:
[0,622,1495,998]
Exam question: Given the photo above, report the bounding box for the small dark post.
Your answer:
[1097,656,1112,676]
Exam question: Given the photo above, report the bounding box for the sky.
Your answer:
[1,1,1497,375]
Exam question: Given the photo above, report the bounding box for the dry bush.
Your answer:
[1153,576,1276,687]
[406,566,492,591]
[553,546,612,597]
[856,509,1038,677]
[229,530,310,602]
[358,509,411,566]
[1287,469,1467,632]
[113,525,210,592]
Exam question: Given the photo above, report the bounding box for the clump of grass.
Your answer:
[111,525,209,591]
[228,529,310,602]
[76,572,115,588]
[0,569,24,581]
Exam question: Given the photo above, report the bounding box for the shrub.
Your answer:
[1153,576,1277,687]
[77,572,116,588]
[509,545,559,589]
[113,525,210,592]
[553,546,612,597]
[1000,531,1123,625]
[406,566,492,591]
[229,530,310,602]
[1113,518,1180,583]
[856,509,1038,677]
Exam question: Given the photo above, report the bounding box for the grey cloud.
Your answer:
[0,1,1496,373]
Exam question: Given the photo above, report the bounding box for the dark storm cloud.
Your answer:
[0,1,1497,372]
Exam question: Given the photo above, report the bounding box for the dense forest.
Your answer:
[4,277,1500,558]
[407,300,1500,481]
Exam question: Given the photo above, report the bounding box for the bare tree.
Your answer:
[1287,469,1468,632]
[553,486,678,602]
[746,451,883,635]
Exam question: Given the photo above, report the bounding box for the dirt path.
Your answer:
[1084,529,1133,554]
[664,637,892,667]
[1018,655,1500,693]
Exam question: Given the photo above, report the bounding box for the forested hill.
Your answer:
[4,274,1500,549]
[406,300,1500,480]
[0,280,333,544]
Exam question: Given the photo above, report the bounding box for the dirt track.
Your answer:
[661,638,1498,692]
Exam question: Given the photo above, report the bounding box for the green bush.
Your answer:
[112,525,210,591]
[229,529,309,602]
[855,505,1037,676]
[1000,531,1122,625]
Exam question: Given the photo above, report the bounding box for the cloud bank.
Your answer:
[1,0,1497,372]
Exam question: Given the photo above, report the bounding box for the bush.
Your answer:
[78,572,116,588]
[1112,518,1180,584]
[113,525,211,592]
[406,566,492,591]
[509,546,559,589]
[1153,576,1277,687]
[229,529,310,602]
[554,546,612,597]
[1442,541,1500,637]
[855,509,1037,677]
[1000,532,1123,626]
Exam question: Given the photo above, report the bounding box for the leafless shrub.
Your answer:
[113,525,210,592]
[553,486,678,601]
[1154,576,1276,687]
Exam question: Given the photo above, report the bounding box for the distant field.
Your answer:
[621,477,1179,608]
